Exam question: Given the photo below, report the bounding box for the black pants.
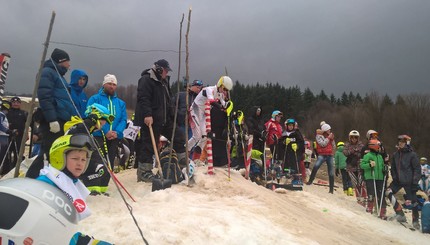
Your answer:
[366,179,387,208]
[26,121,64,178]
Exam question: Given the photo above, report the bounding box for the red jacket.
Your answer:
[265,119,283,146]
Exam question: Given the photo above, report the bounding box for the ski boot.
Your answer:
[379,208,387,220]
[347,187,354,196]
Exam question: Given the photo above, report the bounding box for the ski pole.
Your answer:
[372,168,379,216]
[0,139,14,175]
[378,165,388,218]
[292,143,302,183]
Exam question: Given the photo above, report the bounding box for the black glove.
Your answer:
[210,101,222,110]
[335,169,340,177]
[87,113,99,125]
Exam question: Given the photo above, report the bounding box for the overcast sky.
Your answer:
[3,0,430,98]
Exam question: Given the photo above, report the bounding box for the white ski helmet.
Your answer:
[217,76,233,91]
[0,178,78,244]
[366,129,378,140]
[321,123,331,132]
[349,130,360,138]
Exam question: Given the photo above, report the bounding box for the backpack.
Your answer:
[159,148,184,184]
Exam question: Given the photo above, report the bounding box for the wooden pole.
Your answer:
[14,11,56,177]
[184,7,192,180]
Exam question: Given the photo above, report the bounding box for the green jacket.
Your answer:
[360,151,385,180]
[335,146,347,169]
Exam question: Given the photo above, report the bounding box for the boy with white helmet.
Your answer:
[343,130,367,205]
[419,157,430,195]
[188,76,233,162]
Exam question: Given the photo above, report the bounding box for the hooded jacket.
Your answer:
[134,68,173,127]
[335,145,347,170]
[391,145,420,185]
[70,69,88,117]
[37,60,77,122]
[246,106,264,139]
[87,88,127,139]
[360,151,385,180]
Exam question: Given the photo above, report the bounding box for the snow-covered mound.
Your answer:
[81,166,429,244]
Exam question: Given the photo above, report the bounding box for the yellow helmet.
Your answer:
[337,141,344,147]
[49,134,95,171]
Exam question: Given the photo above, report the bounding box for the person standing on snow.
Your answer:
[279,118,305,177]
[246,106,264,153]
[134,59,186,182]
[27,48,78,178]
[6,96,27,168]
[69,69,89,117]
[360,139,387,219]
[385,135,421,229]
[86,74,127,193]
[343,130,366,204]
[264,110,283,156]
[335,141,352,196]
[419,157,430,194]
[187,76,233,164]
[307,123,336,194]
[173,79,203,139]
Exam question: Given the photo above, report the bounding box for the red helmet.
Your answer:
[368,139,381,151]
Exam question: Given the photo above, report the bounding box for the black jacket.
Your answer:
[7,108,28,138]
[391,146,420,186]
[173,90,198,127]
[134,68,173,127]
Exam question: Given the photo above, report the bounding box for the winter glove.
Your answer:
[369,160,376,168]
[335,169,340,177]
[291,143,298,152]
[285,137,291,145]
[210,101,222,110]
[49,121,61,133]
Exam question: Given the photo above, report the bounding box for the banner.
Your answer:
[0,53,11,98]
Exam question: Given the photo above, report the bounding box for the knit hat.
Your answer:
[51,48,70,63]
[103,74,118,85]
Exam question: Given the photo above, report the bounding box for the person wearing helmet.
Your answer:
[264,110,283,151]
[36,133,112,244]
[335,141,351,196]
[173,79,203,139]
[134,59,187,182]
[360,139,387,219]
[343,130,367,204]
[7,96,28,169]
[386,134,421,229]
[187,76,233,164]
[419,157,430,195]
[69,103,118,195]
[361,129,389,164]
[279,118,305,178]
[37,134,95,220]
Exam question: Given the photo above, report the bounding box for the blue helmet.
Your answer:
[271,110,282,119]
[85,103,115,124]
[285,118,295,126]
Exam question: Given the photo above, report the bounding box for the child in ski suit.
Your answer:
[307,123,336,193]
[360,139,387,219]
[335,141,352,195]
[188,76,233,162]
[36,133,111,244]
[304,140,313,178]
[343,130,366,205]
[419,157,430,194]
[279,118,305,178]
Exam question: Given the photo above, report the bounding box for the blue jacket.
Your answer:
[37,60,77,122]
[422,201,430,233]
[70,69,88,117]
[88,88,127,139]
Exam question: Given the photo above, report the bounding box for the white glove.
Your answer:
[49,121,61,133]
[369,160,376,168]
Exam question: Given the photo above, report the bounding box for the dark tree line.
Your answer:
[82,80,430,158]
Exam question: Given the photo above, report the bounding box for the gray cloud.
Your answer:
[2,0,430,98]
